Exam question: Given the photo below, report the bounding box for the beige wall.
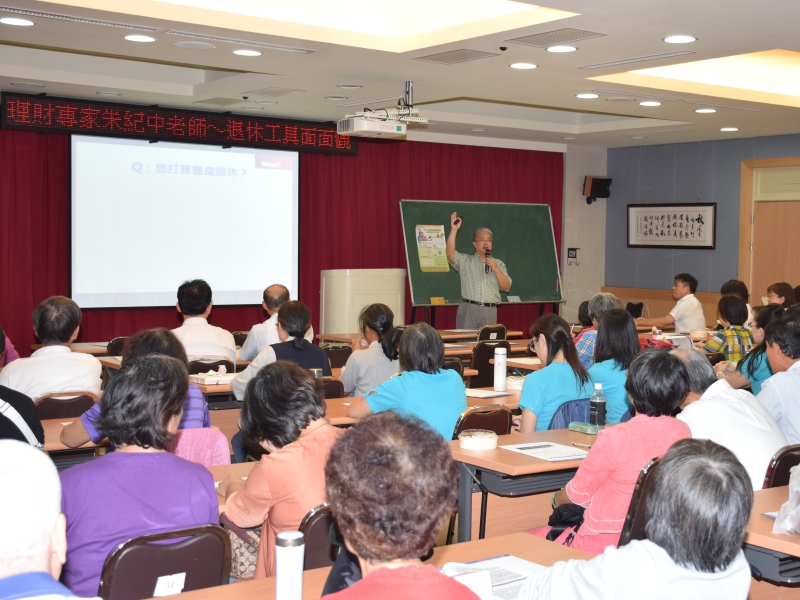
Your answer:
[561,146,608,323]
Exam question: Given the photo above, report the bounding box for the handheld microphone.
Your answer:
[453,216,461,226]
[485,250,491,274]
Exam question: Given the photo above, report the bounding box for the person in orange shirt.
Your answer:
[217,361,343,579]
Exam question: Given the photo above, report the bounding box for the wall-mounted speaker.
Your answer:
[583,176,612,204]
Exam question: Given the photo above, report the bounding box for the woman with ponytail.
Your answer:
[340,304,401,397]
[231,301,330,400]
[518,313,593,432]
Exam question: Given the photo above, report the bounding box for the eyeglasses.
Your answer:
[475,238,493,243]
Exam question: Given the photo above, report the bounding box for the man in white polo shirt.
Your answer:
[171,279,236,364]
[635,273,706,333]
[671,347,787,490]
[239,284,313,361]
[757,317,800,445]
[0,296,101,399]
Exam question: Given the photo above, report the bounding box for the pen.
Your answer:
[571,442,592,449]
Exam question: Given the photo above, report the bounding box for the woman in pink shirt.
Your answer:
[529,349,691,555]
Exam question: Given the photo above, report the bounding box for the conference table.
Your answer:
[31,342,111,355]
[317,328,524,344]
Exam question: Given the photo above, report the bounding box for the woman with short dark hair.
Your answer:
[767,282,796,309]
[218,361,343,579]
[702,294,754,361]
[340,304,401,397]
[346,323,466,439]
[59,356,219,597]
[519,439,753,599]
[324,413,477,600]
[528,349,690,555]
[519,313,593,432]
[588,309,640,423]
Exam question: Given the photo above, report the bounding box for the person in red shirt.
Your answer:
[324,413,478,600]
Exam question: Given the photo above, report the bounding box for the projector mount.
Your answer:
[343,81,428,125]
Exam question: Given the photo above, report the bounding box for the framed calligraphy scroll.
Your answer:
[627,203,716,249]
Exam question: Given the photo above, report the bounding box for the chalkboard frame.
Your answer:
[400,199,564,307]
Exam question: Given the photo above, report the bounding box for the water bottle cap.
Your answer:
[594,383,602,390]
[494,347,507,356]
[276,531,305,547]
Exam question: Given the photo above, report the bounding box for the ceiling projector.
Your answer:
[337,80,427,139]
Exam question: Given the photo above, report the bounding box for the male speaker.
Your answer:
[583,176,612,204]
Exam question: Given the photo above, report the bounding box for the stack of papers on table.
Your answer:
[442,555,545,600]
[188,373,235,385]
[444,343,468,348]
[500,442,588,462]
[509,357,541,367]
[466,389,512,399]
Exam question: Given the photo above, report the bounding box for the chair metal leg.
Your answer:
[445,514,456,545]
[479,490,489,539]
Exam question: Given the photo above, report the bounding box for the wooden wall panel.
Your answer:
[601,286,720,327]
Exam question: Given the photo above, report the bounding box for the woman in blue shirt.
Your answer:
[519,314,593,432]
[346,323,466,439]
[588,309,639,423]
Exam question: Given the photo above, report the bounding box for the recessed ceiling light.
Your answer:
[233,49,262,56]
[0,17,33,26]
[510,63,537,70]
[630,135,647,139]
[547,45,576,53]
[325,96,348,100]
[640,101,661,106]
[243,106,263,111]
[175,41,215,50]
[720,127,739,132]
[576,93,599,99]
[337,84,362,89]
[469,128,487,132]
[255,100,277,104]
[11,82,44,88]
[664,35,696,44]
[695,108,717,113]
[562,136,578,140]
[125,34,155,43]
[97,91,121,96]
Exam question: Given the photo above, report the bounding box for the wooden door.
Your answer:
[751,201,800,303]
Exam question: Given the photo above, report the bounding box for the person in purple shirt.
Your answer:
[0,329,20,366]
[60,328,210,449]
[59,355,219,597]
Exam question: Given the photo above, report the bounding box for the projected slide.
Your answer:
[71,136,299,308]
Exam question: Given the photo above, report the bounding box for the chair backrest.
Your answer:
[323,346,352,369]
[97,525,231,600]
[619,407,635,423]
[467,340,511,389]
[187,359,235,375]
[106,337,128,356]
[452,405,512,440]
[477,324,507,342]
[625,302,644,319]
[231,331,249,348]
[33,391,99,420]
[547,398,590,430]
[321,378,344,399]
[299,503,336,570]
[441,357,464,376]
[166,428,231,467]
[763,444,800,489]
[618,458,660,547]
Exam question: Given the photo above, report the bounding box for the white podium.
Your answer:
[319,269,407,334]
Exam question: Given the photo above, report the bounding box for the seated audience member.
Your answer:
[795,285,800,309]
[340,304,401,397]
[719,304,784,394]
[324,413,478,600]
[59,356,218,597]
[0,296,101,399]
[672,347,786,490]
[756,318,800,444]
[529,349,690,554]
[720,279,753,328]
[575,293,621,370]
[0,325,43,447]
[60,328,210,448]
[518,439,753,600]
[767,282,796,309]
[240,284,314,361]
[573,301,592,339]
[519,314,593,432]
[0,324,20,366]
[218,361,342,579]
[0,440,85,600]
[346,323,466,439]
[588,309,639,423]
[231,301,330,400]
[635,273,706,333]
[701,294,754,361]
[171,279,236,364]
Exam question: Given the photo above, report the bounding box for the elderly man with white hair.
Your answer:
[574,292,621,370]
[0,440,95,600]
[671,346,787,490]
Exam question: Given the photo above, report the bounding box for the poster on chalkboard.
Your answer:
[627,203,716,249]
[415,224,449,272]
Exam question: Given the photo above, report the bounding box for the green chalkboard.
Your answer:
[400,200,563,307]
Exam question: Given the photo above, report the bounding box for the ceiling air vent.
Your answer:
[192,97,243,106]
[580,51,694,69]
[414,49,499,65]
[165,30,315,54]
[244,87,304,97]
[506,28,605,48]
[0,5,157,31]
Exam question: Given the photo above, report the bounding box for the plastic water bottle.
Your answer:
[493,346,507,391]
[589,383,606,427]
[276,531,305,600]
